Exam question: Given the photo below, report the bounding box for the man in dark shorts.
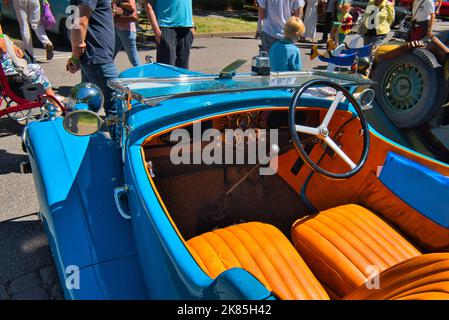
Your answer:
[145,0,194,69]
[66,0,119,116]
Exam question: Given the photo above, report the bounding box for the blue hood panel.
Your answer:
[25,119,139,270]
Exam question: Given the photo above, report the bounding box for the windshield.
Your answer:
[109,71,373,106]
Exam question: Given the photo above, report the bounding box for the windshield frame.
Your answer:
[108,70,373,107]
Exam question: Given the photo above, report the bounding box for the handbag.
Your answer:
[112,0,139,23]
[41,1,57,30]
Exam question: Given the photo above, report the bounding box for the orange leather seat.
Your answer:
[291,204,421,298]
[186,222,329,300]
[345,253,449,300]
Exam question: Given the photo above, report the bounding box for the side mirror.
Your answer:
[63,110,103,136]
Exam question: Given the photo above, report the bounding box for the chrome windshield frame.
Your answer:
[108,70,373,107]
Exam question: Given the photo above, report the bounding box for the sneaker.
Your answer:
[310,45,319,60]
[46,43,54,61]
[326,39,337,52]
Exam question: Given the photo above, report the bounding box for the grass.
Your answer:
[193,16,257,34]
[138,15,257,37]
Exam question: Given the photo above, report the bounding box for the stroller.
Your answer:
[0,61,65,123]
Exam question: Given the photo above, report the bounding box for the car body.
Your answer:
[22,62,449,299]
[0,0,72,41]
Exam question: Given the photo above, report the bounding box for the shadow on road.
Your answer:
[0,217,52,285]
[55,86,73,98]
[0,118,22,138]
[0,149,28,175]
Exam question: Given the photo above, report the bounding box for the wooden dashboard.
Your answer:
[146,109,321,146]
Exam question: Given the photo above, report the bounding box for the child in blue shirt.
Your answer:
[269,17,305,72]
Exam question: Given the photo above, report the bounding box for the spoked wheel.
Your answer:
[4,97,34,123]
[372,48,445,128]
[383,62,424,111]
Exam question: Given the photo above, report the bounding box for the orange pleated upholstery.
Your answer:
[345,253,449,300]
[291,204,421,298]
[187,222,329,300]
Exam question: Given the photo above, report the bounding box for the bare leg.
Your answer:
[14,0,34,57]
[45,88,55,96]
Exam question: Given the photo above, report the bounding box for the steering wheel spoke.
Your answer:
[322,91,344,128]
[324,137,357,170]
[295,125,319,136]
[288,79,370,179]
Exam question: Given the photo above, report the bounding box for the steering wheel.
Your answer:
[288,79,370,179]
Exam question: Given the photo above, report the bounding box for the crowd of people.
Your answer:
[0,0,440,115]
[255,0,438,72]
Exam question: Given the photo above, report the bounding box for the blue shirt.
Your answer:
[149,0,194,28]
[71,0,115,64]
[269,39,302,72]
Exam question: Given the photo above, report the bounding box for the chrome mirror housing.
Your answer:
[67,83,104,113]
[63,110,103,136]
[357,88,375,110]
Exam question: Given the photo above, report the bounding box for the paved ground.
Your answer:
[0,18,447,300]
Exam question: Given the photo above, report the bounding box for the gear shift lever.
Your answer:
[225,144,280,196]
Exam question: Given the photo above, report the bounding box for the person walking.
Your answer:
[320,0,338,43]
[361,0,395,48]
[254,0,263,38]
[113,0,141,67]
[303,0,319,42]
[66,0,118,117]
[410,0,436,40]
[144,0,194,69]
[258,0,304,53]
[4,0,54,60]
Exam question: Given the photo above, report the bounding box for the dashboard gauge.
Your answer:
[236,113,252,130]
[219,117,229,129]
[255,112,266,128]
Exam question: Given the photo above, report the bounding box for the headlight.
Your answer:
[357,88,375,110]
[68,83,104,113]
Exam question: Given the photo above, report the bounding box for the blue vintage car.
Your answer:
[22,62,449,300]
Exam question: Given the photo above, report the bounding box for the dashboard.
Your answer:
[147,109,321,146]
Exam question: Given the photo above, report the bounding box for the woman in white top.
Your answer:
[410,0,436,40]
